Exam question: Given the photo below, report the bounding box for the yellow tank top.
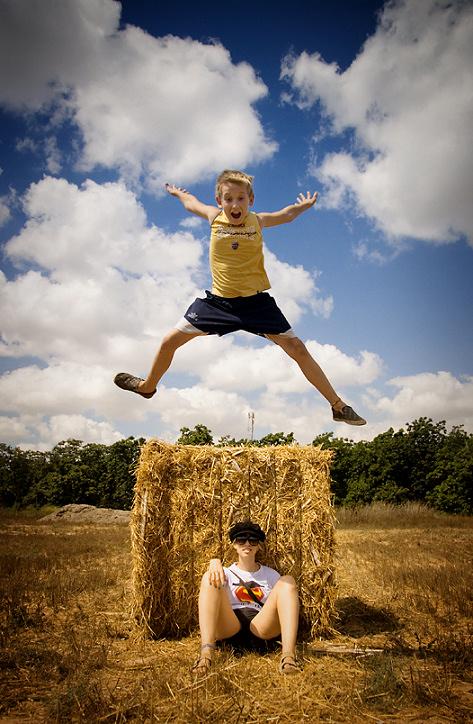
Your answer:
[209,211,271,297]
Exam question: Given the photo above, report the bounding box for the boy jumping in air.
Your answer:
[114,170,366,425]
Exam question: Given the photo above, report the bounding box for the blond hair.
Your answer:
[215,169,254,200]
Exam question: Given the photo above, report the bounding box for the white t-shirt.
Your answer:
[224,563,280,612]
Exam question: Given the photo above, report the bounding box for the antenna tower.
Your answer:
[248,411,255,441]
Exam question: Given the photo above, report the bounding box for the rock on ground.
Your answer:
[40,503,130,524]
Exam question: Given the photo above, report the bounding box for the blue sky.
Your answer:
[0,0,472,449]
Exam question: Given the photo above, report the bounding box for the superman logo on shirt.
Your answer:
[234,582,265,604]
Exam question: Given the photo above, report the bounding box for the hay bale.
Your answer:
[131,440,335,639]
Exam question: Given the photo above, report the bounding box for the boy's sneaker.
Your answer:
[114,372,156,399]
[332,405,366,426]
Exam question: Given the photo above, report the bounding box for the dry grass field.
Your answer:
[1,502,472,722]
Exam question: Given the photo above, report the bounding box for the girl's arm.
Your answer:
[257,191,318,228]
[207,557,227,589]
[165,183,219,223]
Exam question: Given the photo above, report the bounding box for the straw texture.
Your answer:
[131,440,335,638]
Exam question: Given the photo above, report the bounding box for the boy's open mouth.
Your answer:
[231,211,242,220]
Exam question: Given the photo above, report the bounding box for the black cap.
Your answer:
[228,520,266,542]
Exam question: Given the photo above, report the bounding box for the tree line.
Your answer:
[0,418,471,514]
[0,437,145,510]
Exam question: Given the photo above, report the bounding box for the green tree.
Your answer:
[216,435,247,447]
[21,450,51,507]
[362,429,411,504]
[0,443,16,506]
[341,440,377,506]
[44,439,106,505]
[254,431,296,447]
[312,433,356,505]
[102,437,144,509]
[1,417,470,513]
[312,421,448,507]
[0,445,51,507]
[402,418,448,500]
[0,445,37,507]
[426,426,473,514]
[177,424,213,445]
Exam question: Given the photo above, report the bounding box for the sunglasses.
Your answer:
[233,536,260,546]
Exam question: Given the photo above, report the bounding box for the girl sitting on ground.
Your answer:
[193,520,302,676]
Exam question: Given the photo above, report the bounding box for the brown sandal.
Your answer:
[191,643,216,677]
[192,656,211,677]
[279,653,302,675]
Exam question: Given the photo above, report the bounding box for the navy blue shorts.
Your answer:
[220,607,280,653]
[178,291,293,337]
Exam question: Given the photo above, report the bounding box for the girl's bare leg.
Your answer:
[250,575,299,655]
[138,328,204,394]
[195,573,240,668]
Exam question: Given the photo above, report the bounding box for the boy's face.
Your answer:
[216,182,253,225]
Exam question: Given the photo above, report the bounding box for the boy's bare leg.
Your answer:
[138,328,204,394]
[266,334,344,410]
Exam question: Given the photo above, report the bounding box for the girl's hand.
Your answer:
[295,191,318,210]
[207,558,226,589]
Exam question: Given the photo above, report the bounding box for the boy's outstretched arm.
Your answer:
[257,191,318,228]
[165,183,219,223]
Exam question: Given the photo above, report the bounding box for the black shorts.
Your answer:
[221,607,280,653]
[180,291,293,337]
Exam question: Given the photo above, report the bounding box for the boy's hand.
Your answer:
[295,191,318,211]
[165,183,188,197]
[165,182,219,221]
[258,190,319,227]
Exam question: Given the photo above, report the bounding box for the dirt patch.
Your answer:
[39,503,130,525]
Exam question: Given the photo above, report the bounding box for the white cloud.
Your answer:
[0,414,34,444]
[0,412,124,451]
[35,414,123,449]
[265,248,333,323]
[140,384,358,445]
[254,391,332,441]
[306,342,383,389]
[198,342,296,393]
[157,385,250,438]
[44,136,62,175]
[0,0,121,109]
[353,239,404,265]
[0,0,277,190]
[1,177,204,364]
[0,167,11,226]
[195,339,383,395]
[0,362,149,421]
[180,217,205,229]
[365,371,473,431]
[281,0,473,246]
[15,137,38,154]
[0,197,10,227]
[74,30,277,190]
[6,176,202,277]
[4,348,471,449]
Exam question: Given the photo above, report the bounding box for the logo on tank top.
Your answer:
[231,241,239,250]
[214,225,257,239]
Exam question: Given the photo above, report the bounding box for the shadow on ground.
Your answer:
[334,596,401,637]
